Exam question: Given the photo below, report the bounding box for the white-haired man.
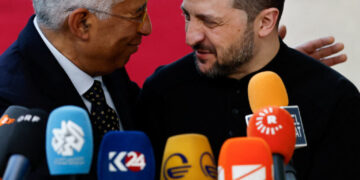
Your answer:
[0,0,151,179]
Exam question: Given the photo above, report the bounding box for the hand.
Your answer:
[279,25,347,66]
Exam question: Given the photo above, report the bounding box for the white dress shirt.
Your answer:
[33,17,123,130]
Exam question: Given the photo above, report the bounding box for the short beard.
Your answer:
[196,24,255,78]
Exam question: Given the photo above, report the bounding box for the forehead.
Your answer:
[113,0,147,13]
[182,0,234,13]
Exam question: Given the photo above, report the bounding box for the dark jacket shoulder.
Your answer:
[143,53,198,89]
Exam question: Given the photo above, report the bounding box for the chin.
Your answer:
[195,59,214,74]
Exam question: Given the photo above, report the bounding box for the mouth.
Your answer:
[195,49,215,62]
[128,38,142,46]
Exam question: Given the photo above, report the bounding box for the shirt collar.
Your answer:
[33,17,102,95]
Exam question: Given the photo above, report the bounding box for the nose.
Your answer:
[137,12,152,36]
[185,21,205,47]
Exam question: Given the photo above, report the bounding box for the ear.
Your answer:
[67,8,93,40]
[255,8,279,38]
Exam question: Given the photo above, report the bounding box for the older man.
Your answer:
[0,0,150,179]
[136,0,360,179]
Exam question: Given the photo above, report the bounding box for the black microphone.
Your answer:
[0,107,48,179]
[0,106,29,175]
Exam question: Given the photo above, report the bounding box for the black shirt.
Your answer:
[136,40,360,179]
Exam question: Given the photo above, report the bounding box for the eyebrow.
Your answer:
[181,6,222,22]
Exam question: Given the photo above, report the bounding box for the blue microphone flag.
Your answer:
[97,131,155,180]
[46,105,93,175]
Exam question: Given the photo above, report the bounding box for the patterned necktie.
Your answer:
[83,80,120,135]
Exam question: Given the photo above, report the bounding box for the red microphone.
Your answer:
[247,106,295,180]
[218,137,273,180]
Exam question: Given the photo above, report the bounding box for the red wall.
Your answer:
[0,0,191,87]
[126,0,192,86]
[0,0,34,54]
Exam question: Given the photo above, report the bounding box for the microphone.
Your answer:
[0,106,29,175]
[160,134,217,180]
[45,105,93,175]
[247,71,307,148]
[97,131,155,180]
[2,155,29,180]
[248,71,288,113]
[0,107,48,180]
[247,106,296,180]
[218,137,273,180]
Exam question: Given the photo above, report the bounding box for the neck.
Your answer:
[228,32,280,80]
[40,25,94,76]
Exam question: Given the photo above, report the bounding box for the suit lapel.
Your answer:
[17,15,87,112]
[17,15,139,129]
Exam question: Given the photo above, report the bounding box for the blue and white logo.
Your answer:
[46,106,93,175]
[51,120,85,156]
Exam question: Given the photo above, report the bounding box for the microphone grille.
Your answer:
[248,71,288,113]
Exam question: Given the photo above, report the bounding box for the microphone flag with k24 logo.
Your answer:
[46,105,93,175]
[218,137,273,180]
[160,134,217,180]
[97,131,155,180]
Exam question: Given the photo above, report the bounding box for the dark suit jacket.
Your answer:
[0,15,140,179]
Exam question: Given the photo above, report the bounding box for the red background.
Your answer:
[0,0,192,87]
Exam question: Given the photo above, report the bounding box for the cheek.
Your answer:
[101,22,135,46]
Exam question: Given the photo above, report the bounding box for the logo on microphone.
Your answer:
[232,165,266,180]
[0,115,15,126]
[109,151,146,172]
[254,107,283,135]
[200,152,217,178]
[51,120,85,156]
[163,153,192,179]
[17,114,41,123]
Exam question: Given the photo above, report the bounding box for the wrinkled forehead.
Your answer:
[181,0,234,14]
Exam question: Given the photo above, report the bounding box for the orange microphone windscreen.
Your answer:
[247,106,296,163]
[248,71,288,113]
[160,134,217,180]
[218,137,273,180]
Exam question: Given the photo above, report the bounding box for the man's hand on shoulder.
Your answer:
[279,25,347,67]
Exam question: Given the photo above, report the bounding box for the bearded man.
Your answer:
[136,0,360,179]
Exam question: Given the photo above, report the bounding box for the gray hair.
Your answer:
[33,0,124,29]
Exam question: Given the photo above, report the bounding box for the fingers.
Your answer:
[297,36,335,54]
[295,36,347,67]
[311,42,345,60]
[278,25,287,40]
[320,54,347,66]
